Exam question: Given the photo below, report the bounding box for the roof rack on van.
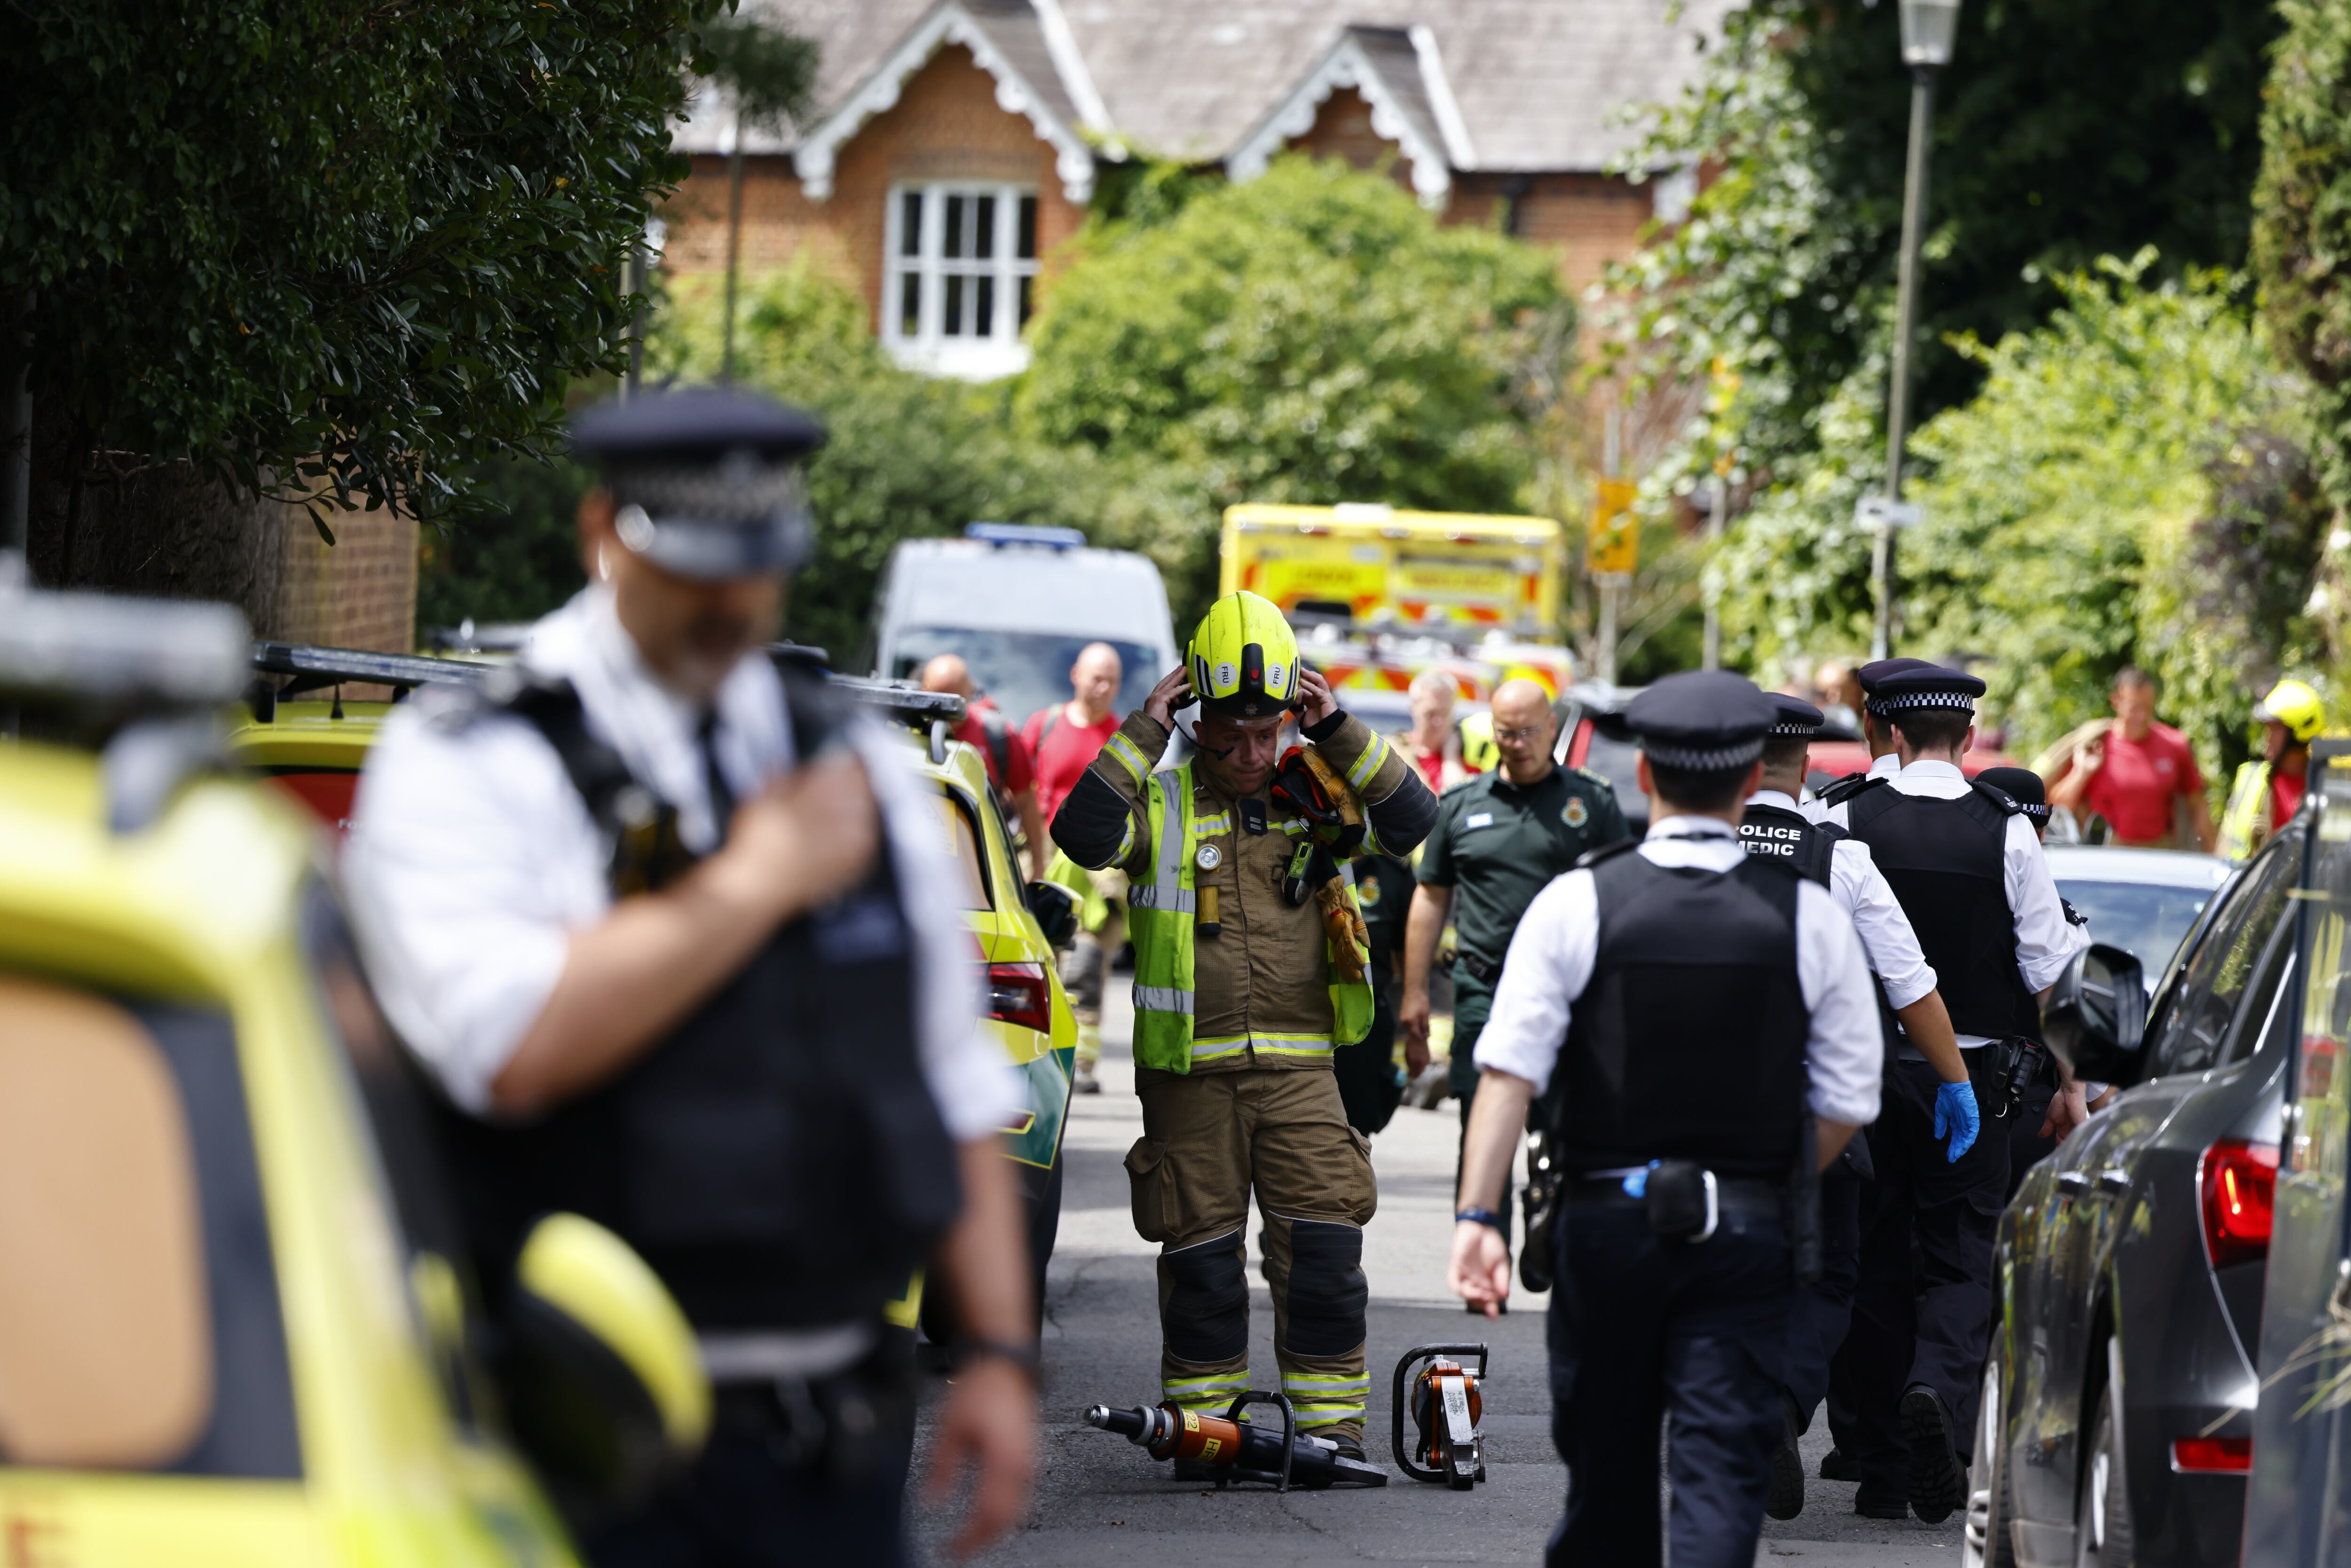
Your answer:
[831,676,965,764]
[965,522,1086,550]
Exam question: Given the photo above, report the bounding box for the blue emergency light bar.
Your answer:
[964,522,1086,549]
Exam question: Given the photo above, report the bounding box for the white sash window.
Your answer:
[884,182,1040,379]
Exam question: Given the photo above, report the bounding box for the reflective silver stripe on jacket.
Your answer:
[1130,767,1197,912]
[1133,985,1196,1014]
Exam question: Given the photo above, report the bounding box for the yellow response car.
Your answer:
[869,684,1080,1339]
[0,593,702,1568]
[223,647,1080,1336]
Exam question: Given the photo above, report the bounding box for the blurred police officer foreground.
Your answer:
[344,388,1036,1566]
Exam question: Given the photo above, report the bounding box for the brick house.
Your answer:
[665,0,1725,380]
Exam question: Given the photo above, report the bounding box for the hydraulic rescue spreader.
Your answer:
[1083,1393,1387,1489]
[1392,1344,1488,1489]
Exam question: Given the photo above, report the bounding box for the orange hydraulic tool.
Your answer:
[1084,1392,1386,1490]
[1392,1344,1488,1489]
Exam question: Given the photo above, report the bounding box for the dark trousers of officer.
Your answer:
[1546,1198,1794,1568]
[1783,1165,1864,1431]
[586,1362,915,1568]
[2006,1076,2059,1203]
[1838,1056,2011,1491]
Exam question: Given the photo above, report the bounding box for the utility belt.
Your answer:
[701,1323,910,1486]
[1454,950,1504,986]
[1891,1036,2046,1119]
[1569,1168,1787,1223]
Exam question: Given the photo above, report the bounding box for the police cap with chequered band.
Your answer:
[1854,656,1938,706]
[1976,765,2051,827]
[1624,670,1777,771]
[1867,664,1987,717]
[1767,693,1824,737]
[570,386,828,581]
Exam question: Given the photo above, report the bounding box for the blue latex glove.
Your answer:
[1933,1079,1981,1162]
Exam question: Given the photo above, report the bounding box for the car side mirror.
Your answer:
[2041,942,2150,1088]
[1026,880,1081,948]
[498,1214,710,1524]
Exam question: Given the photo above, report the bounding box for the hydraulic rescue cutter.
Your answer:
[1392,1344,1489,1489]
[1083,1394,1387,1490]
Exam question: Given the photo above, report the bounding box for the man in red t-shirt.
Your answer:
[1025,642,1125,1094]
[1026,642,1123,822]
[921,654,1047,881]
[2049,667,2216,851]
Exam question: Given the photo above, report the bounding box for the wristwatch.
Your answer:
[956,1337,1042,1382]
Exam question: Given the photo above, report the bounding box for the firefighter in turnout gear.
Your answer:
[1806,664,2085,1523]
[1049,590,1438,1459]
[1739,694,1977,1522]
[1450,671,1883,1568]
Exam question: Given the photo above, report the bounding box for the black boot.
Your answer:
[1767,1392,1806,1520]
[1900,1385,1967,1523]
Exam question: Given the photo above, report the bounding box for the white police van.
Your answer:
[868,524,1180,727]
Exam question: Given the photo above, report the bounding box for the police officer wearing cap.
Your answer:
[1811,657,1938,806]
[1741,693,1980,1521]
[1451,671,1882,1568]
[1806,664,2083,1523]
[346,387,1036,1566]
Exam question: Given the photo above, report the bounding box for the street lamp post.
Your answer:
[1872,0,1962,660]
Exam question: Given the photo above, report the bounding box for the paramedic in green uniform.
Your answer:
[1399,678,1629,1267]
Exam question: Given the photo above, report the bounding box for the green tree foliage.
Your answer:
[1017,157,1573,617]
[698,13,819,129]
[2,0,720,532]
[652,266,1193,663]
[2255,0,2351,516]
[415,459,589,636]
[1599,0,2277,666]
[1889,260,2322,775]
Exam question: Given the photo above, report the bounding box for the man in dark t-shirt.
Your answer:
[1399,678,1630,1269]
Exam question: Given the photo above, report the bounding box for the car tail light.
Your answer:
[2200,1138,2280,1269]
[2170,1435,2252,1473]
[983,961,1052,1033]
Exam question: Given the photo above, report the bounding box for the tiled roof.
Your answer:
[684,0,1728,175]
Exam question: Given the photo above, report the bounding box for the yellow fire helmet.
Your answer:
[1189,590,1301,719]
[1460,710,1499,773]
[2256,678,2326,743]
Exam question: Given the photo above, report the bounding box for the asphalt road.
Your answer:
[913,991,1964,1567]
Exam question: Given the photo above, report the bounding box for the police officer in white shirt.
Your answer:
[1811,656,1936,809]
[1450,671,1883,1568]
[1740,693,1979,1521]
[1801,663,2081,1524]
[344,388,1033,1568]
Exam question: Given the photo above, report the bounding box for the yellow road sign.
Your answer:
[1587,479,1639,576]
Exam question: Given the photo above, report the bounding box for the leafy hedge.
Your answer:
[1897,260,2323,774]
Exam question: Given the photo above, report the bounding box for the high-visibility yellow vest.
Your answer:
[1128,759,1374,1074]
[2218,760,2274,861]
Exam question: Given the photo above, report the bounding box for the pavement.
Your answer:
[912,990,1963,1566]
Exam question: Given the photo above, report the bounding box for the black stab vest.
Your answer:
[430,663,962,1329]
[1841,778,2036,1041]
[1556,846,1812,1179]
[1738,800,1839,887]
[1741,800,1906,1073]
